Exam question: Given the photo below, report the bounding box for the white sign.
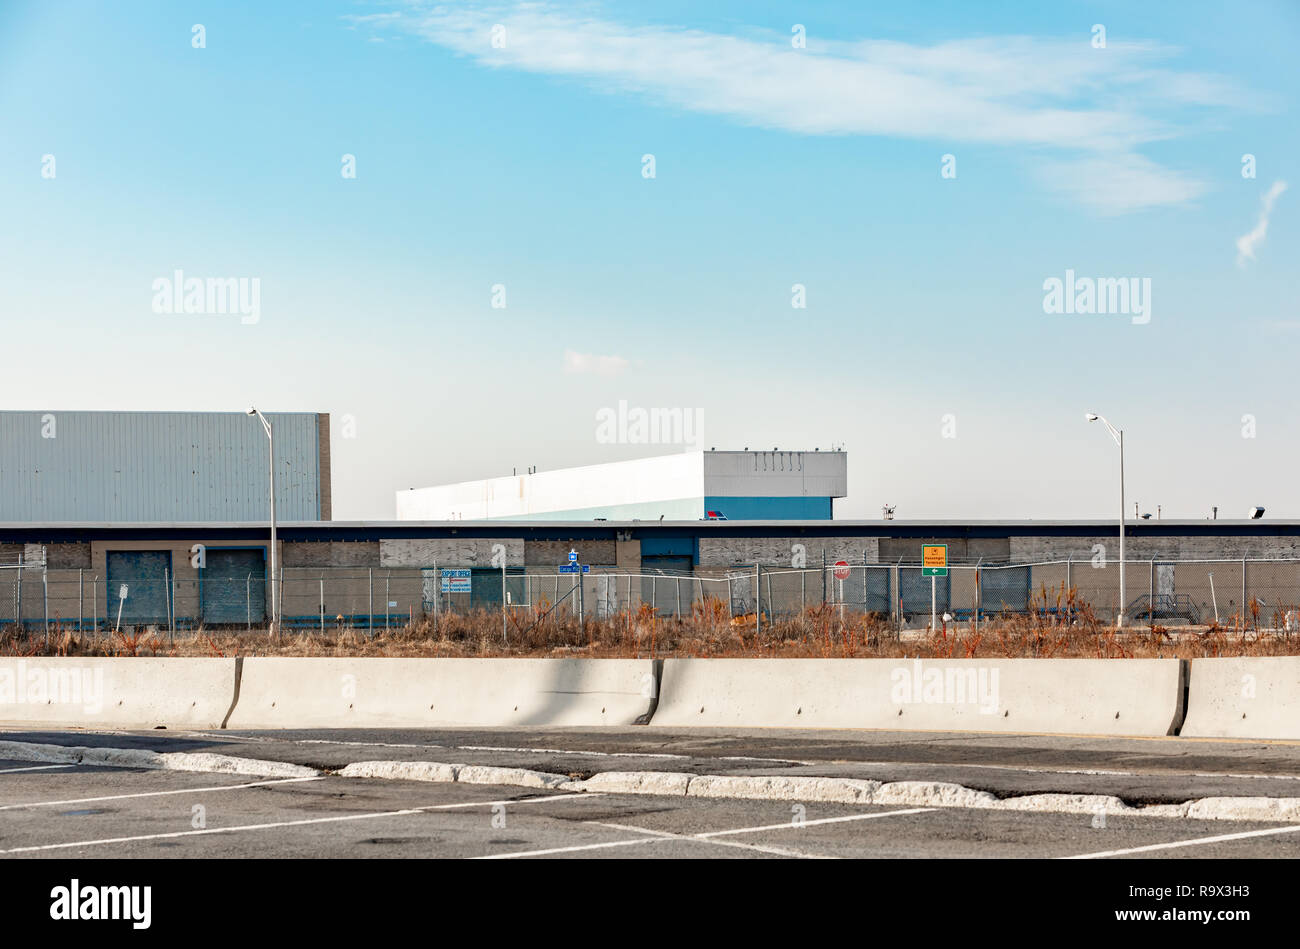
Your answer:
[441,569,472,593]
[118,585,129,599]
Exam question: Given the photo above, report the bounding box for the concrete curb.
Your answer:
[328,759,1300,822]
[0,739,319,778]
[8,737,1300,823]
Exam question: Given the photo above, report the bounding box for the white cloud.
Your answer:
[1236,180,1288,266]
[563,349,629,376]
[1035,154,1207,215]
[362,3,1248,212]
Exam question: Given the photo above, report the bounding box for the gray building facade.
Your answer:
[0,411,330,522]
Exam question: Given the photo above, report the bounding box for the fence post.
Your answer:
[42,550,49,645]
[79,568,84,632]
[892,562,901,637]
[319,577,325,631]
[727,575,733,619]
[247,574,252,631]
[755,564,761,635]
[368,568,374,632]
[676,577,682,617]
[1242,558,1248,627]
[385,576,390,629]
[92,576,98,638]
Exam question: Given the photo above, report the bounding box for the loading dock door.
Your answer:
[900,567,950,617]
[470,568,525,609]
[202,548,266,625]
[106,551,172,625]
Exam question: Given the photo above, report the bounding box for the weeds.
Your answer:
[5,600,1300,659]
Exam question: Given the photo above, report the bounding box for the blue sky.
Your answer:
[1,1,1296,519]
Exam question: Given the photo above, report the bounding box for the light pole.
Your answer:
[1086,413,1125,627]
[248,407,278,638]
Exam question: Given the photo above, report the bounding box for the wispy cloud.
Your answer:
[360,2,1252,213]
[1034,154,1208,216]
[563,349,629,376]
[1236,180,1288,266]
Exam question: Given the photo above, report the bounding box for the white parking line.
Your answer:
[0,792,600,854]
[0,776,323,811]
[696,808,933,838]
[1065,824,1300,859]
[591,821,831,859]
[477,807,934,859]
[0,765,74,774]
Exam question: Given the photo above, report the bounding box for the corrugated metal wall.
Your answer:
[0,411,323,521]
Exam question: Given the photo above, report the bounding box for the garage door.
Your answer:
[470,568,525,608]
[106,551,172,625]
[900,567,949,616]
[980,566,1030,614]
[202,548,266,625]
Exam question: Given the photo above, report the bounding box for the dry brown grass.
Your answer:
[5,586,1300,660]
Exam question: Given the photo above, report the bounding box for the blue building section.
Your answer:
[703,496,833,520]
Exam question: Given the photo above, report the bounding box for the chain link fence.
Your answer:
[5,557,1300,635]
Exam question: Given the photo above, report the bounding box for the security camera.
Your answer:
[1249,506,1265,519]
[246,407,257,416]
[1085,413,1099,421]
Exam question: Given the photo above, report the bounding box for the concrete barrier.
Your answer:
[0,657,237,729]
[225,658,658,729]
[1182,658,1300,740]
[652,658,1185,736]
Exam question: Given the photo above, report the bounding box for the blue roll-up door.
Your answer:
[202,548,266,624]
[865,566,892,614]
[642,555,693,615]
[106,551,172,625]
[900,568,949,616]
[470,568,525,608]
[980,566,1030,614]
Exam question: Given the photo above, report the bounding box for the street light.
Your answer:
[248,407,278,638]
[1086,412,1125,627]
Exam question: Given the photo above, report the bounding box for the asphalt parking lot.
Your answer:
[4,727,1300,859]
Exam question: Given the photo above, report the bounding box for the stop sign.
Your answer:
[833,560,851,581]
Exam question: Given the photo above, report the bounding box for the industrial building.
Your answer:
[2,518,1298,630]
[396,449,848,521]
[0,411,331,522]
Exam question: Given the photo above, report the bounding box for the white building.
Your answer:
[396,450,847,521]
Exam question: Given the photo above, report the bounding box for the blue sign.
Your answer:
[559,564,590,574]
[440,569,472,593]
[568,550,578,562]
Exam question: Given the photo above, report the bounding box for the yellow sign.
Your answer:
[922,545,948,576]
[922,545,947,568]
